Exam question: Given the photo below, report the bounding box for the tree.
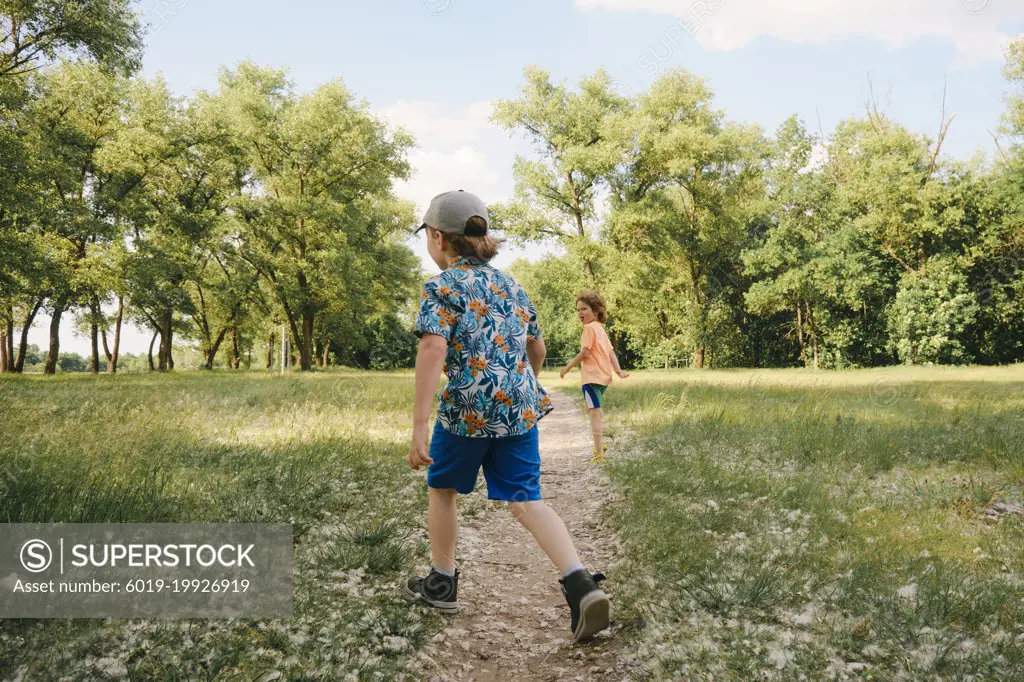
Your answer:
[23,63,176,374]
[0,0,142,78]
[491,66,628,282]
[1001,37,1024,148]
[316,237,420,368]
[191,249,261,370]
[743,116,890,368]
[965,163,1024,364]
[0,1,141,373]
[963,38,1024,363]
[887,256,980,364]
[606,69,767,369]
[57,351,87,372]
[0,71,48,373]
[118,90,245,372]
[827,100,985,366]
[744,116,825,367]
[215,62,415,371]
[510,254,590,363]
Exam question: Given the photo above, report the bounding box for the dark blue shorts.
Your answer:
[427,422,542,502]
[582,383,607,409]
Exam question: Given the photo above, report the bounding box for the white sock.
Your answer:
[432,564,456,577]
[562,562,585,579]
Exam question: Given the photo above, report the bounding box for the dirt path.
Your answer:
[418,389,633,682]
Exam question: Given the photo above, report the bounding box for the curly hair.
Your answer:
[576,290,608,323]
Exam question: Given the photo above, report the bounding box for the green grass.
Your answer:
[0,370,440,681]
[600,366,1024,680]
[3,366,1023,680]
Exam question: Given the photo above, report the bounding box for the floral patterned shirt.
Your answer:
[415,257,553,438]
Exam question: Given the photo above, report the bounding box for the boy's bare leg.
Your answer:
[589,407,604,454]
[508,501,581,574]
[428,487,458,571]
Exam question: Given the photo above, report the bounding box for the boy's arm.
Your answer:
[611,349,630,378]
[560,347,590,378]
[526,337,546,377]
[408,333,447,470]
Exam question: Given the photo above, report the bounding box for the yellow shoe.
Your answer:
[590,447,607,464]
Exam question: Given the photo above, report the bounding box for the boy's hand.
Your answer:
[559,366,570,379]
[406,425,433,470]
[616,369,630,379]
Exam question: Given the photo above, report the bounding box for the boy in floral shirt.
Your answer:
[403,190,610,642]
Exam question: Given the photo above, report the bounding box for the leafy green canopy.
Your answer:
[498,45,1024,369]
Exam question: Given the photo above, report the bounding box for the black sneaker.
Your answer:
[559,569,609,642]
[404,568,459,613]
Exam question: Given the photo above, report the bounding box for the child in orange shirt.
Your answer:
[560,291,629,463]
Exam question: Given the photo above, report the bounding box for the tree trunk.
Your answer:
[89,298,100,374]
[13,297,44,373]
[796,302,808,367]
[158,309,173,371]
[148,329,159,371]
[100,327,112,363]
[203,327,230,370]
[266,332,275,370]
[300,311,314,371]
[807,302,819,370]
[314,338,325,368]
[0,308,10,372]
[100,298,112,365]
[689,266,706,370]
[90,321,99,373]
[108,296,122,373]
[231,327,240,370]
[44,297,67,375]
[3,312,13,372]
[322,341,330,368]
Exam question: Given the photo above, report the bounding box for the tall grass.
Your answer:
[602,366,1024,680]
[0,370,439,681]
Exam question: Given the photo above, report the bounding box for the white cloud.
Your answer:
[377,99,516,271]
[576,0,1024,63]
[377,99,506,215]
[379,99,495,148]
[396,146,502,216]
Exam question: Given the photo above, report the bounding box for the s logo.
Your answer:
[20,539,52,573]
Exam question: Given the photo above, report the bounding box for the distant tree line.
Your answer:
[8,343,170,373]
[499,47,1023,369]
[0,2,421,375]
[1,4,1020,374]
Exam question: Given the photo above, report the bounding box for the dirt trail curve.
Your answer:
[418,389,634,682]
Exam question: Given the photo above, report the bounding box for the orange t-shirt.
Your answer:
[580,322,614,386]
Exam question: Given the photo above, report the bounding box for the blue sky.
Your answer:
[38,0,1024,355]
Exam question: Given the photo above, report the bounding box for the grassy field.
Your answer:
[599,366,1024,680]
[1,366,1022,680]
[0,370,441,681]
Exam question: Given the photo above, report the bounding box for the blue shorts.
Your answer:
[582,383,607,409]
[427,422,542,502]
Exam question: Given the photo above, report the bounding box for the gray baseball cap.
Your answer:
[415,190,489,236]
